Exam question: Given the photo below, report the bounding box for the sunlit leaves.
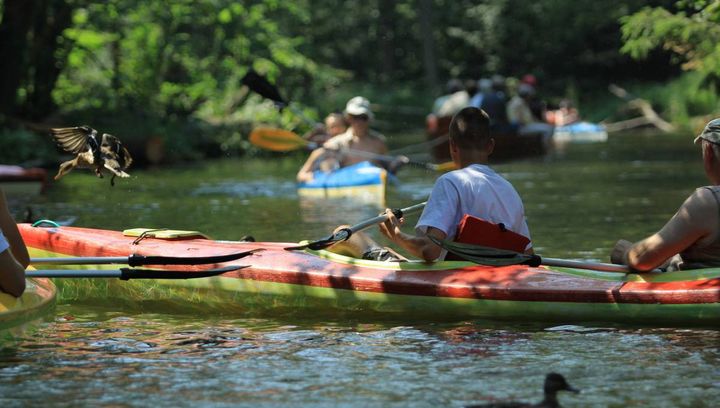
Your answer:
[53,0,334,125]
[621,1,720,75]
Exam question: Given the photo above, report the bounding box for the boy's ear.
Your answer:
[486,137,496,155]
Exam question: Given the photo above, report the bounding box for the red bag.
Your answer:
[445,214,530,260]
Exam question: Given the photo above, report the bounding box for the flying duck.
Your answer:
[466,373,580,408]
[51,125,133,186]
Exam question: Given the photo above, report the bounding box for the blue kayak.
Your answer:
[553,121,608,143]
[297,161,387,204]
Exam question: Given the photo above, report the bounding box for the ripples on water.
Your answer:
[1,307,718,407]
[3,133,719,407]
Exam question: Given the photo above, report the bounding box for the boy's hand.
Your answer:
[379,208,404,242]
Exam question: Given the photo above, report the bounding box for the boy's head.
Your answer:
[448,107,492,151]
[324,113,347,137]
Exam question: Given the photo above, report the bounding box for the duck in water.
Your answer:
[51,126,133,186]
[466,373,580,408]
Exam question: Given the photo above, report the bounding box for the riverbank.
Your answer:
[2,73,715,168]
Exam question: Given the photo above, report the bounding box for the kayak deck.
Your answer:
[20,224,720,325]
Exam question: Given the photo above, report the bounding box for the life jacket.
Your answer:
[445,214,530,261]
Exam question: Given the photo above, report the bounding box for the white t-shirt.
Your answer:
[416,164,531,259]
[0,231,9,254]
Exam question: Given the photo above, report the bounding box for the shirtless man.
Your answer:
[297,96,388,183]
[611,118,720,272]
[0,188,28,296]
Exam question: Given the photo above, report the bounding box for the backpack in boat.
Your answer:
[445,214,530,261]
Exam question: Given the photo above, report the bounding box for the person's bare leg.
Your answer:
[329,227,379,258]
[329,227,406,261]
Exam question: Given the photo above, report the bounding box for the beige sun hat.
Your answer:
[344,96,374,119]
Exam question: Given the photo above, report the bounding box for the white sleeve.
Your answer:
[0,231,9,254]
[415,175,459,237]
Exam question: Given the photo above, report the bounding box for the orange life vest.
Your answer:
[444,214,530,260]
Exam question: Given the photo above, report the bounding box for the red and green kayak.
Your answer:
[19,223,720,325]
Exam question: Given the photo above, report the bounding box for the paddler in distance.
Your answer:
[296,96,394,183]
[611,118,720,272]
[303,112,348,145]
[333,106,533,262]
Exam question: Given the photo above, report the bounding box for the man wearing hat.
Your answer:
[297,96,388,182]
[611,118,720,271]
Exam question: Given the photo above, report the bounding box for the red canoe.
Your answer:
[20,223,720,325]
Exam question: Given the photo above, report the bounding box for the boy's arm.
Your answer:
[296,148,326,183]
[379,209,447,261]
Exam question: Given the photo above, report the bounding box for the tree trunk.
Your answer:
[0,0,40,118]
[418,0,437,91]
[24,0,74,120]
[377,1,396,82]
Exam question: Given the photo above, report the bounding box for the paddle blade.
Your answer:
[129,249,263,266]
[432,161,457,172]
[249,127,311,152]
[241,69,287,107]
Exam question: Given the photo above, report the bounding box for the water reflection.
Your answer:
[298,196,383,225]
[1,309,718,406]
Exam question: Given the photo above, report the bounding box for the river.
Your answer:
[1,130,718,407]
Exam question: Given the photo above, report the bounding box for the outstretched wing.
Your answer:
[51,126,96,154]
[100,133,133,170]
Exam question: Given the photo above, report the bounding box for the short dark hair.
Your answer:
[449,107,491,149]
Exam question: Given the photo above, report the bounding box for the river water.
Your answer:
[1,130,718,407]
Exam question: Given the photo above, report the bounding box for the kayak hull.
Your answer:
[553,121,608,144]
[20,224,720,325]
[297,161,386,206]
[0,277,56,332]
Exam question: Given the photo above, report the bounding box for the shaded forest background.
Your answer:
[1,0,717,166]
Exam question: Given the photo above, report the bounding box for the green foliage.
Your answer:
[0,128,58,166]
[619,0,720,122]
[621,0,720,81]
[4,0,720,167]
[53,0,340,120]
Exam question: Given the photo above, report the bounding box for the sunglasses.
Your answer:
[349,114,369,121]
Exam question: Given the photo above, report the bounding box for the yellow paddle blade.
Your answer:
[433,161,457,172]
[249,127,310,152]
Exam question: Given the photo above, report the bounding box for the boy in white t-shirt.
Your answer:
[348,107,532,262]
[0,188,28,296]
